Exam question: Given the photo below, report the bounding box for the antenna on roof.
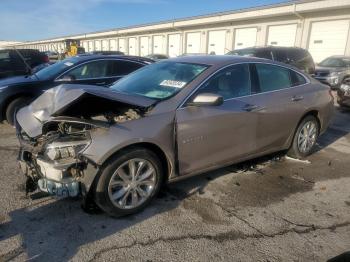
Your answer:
[12,46,39,80]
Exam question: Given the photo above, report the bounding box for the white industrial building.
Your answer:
[0,41,22,50]
[11,0,350,62]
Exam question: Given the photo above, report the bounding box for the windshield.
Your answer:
[34,57,80,80]
[319,57,350,67]
[110,61,208,100]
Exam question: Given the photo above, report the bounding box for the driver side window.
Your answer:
[198,64,251,100]
[62,60,109,80]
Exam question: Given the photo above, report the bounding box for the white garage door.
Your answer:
[94,40,101,51]
[267,24,297,47]
[59,43,65,53]
[128,37,137,55]
[109,39,117,51]
[234,28,257,50]
[82,41,89,52]
[153,35,164,54]
[102,40,109,51]
[186,32,201,54]
[168,34,181,57]
[208,30,226,55]
[308,20,350,63]
[118,38,126,53]
[88,41,94,52]
[140,36,150,56]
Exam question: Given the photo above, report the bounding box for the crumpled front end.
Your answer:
[15,85,153,199]
[17,119,97,198]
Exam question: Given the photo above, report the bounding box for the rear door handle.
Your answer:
[243,104,265,112]
[291,95,304,102]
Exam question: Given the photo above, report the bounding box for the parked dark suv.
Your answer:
[227,46,315,75]
[314,56,350,90]
[0,49,49,79]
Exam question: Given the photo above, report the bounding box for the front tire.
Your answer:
[94,148,163,217]
[6,97,31,126]
[287,115,320,159]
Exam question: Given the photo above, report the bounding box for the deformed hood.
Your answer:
[16,84,156,138]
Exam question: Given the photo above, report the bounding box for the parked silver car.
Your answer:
[314,56,350,89]
[16,55,334,217]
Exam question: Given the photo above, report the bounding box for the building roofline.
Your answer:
[14,0,350,45]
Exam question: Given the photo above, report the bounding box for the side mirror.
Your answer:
[188,93,223,107]
[56,75,75,82]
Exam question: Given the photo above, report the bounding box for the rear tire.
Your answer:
[287,115,320,159]
[6,97,31,126]
[94,148,163,217]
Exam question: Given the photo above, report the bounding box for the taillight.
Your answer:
[43,55,49,63]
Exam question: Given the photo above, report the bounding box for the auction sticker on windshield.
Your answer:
[160,80,187,89]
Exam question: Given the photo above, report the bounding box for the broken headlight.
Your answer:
[44,140,89,161]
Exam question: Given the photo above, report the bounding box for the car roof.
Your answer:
[1,49,41,53]
[70,54,154,64]
[169,55,272,66]
[236,46,307,51]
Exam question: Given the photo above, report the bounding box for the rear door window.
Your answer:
[65,60,109,80]
[0,51,11,70]
[290,70,307,86]
[0,51,10,60]
[108,60,143,76]
[255,63,291,93]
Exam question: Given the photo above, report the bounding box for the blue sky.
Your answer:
[0,0,290,41]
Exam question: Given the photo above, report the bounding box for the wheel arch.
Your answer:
[286,109,321,149]
[300,110,321,129]
[99,142,173,183]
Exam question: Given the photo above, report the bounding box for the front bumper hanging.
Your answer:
[18,148,80,197]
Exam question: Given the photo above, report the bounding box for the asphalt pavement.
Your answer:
[0,106,350,262]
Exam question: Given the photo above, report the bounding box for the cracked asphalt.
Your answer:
[1,104,350,262]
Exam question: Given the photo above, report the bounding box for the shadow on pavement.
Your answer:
[314,107,350,153]
[0,153,281,261]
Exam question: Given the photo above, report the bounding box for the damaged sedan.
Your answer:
[16,56,334,217]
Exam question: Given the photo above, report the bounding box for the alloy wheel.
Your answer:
[297,121,318,154]
[108,158,156,209]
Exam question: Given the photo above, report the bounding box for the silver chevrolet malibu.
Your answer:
[16,55,334,217]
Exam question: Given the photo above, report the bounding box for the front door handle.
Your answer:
[291,95,304,102]
[243,104,265,112]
